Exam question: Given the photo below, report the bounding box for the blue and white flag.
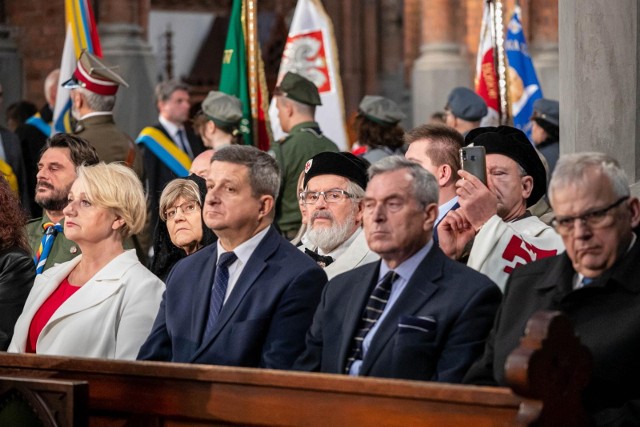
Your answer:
[506,6,542,138]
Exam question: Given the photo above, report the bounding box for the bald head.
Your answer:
[189,149,214,178]
[44,69,60,107]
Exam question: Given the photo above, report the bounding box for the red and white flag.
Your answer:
[475,0,501,126]
[269,0,348,150]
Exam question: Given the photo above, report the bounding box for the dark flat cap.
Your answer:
[303,151,370,190]
[532,98,559,127]
[446,87,488,122]
[202,91,243,127]
[465,126,547,206]
[275,72,322,106]
[358,95,405,125]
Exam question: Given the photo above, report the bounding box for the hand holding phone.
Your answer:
[459,146,487,185]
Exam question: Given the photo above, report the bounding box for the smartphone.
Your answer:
[460,146,487,185]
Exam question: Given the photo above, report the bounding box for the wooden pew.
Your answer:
[0,311,590,426]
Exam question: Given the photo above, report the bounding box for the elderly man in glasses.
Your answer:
[298,151,379,279]
[465,152,640,425]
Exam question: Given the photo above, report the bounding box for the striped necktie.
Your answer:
[345,270,398,373]
[34,222,63,274]
[203,251,238,339]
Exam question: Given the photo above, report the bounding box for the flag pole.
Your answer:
[245,0,259,147]
[493,0,511,125]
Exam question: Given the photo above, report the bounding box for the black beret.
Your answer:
[465,126,547,206]
[446,87,488,121]
[303,151,370,191]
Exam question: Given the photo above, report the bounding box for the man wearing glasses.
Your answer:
[465,152,640,425]
[298,151,379,279]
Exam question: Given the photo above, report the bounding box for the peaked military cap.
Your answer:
[62,50,129,96]
[531,98,559,128]
[358,95,405,125]
[202,91,243,127]
[445,87,488,122]
[274,72,322,106]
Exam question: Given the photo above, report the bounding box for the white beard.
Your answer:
[307,210,357,254]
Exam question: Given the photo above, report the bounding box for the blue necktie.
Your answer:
[176,129,194,159]
[581,277,594,288]
[345,270,398,373]
[34,222,63,274]
[204,251,238,338]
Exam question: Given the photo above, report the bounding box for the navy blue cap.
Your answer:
[532,98,559,127]
[446,87,488,122]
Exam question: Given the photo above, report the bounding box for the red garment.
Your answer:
[26,277,81,353]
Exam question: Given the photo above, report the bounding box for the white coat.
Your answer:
[8,250,165,360]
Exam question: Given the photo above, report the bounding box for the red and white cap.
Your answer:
[62,50,129,96]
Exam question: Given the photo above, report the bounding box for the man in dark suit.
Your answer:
[465,152,640,425]
[294,156,501,382]
[138,145,327,369]
[137,80,205,234]
[404,123,464,244]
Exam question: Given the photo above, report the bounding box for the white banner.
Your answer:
[269,0,348,150]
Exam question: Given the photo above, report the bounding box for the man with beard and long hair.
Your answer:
[26,134,99,273]
[299,151,378,279]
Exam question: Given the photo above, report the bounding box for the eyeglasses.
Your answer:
[550,196,629,235]
[299,190,353,205]
[164,201,200,221]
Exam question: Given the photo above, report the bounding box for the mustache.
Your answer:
[312,211,334,221]
[36,181,54,190]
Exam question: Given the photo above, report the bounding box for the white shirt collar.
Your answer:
[159,115,183,139]
[437,196,458,224]
[216,226,270,266]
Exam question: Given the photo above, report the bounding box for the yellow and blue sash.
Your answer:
[135,127,192,177]
[26,112,52,137]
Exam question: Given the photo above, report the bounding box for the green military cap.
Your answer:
[358,95,405,125]
[202,91,243,127]
[62,50,129,95]
[274,72,322,106]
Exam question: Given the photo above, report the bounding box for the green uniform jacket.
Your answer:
[273,121,339,234]
[75,114,144,177]
[27,215,80,272]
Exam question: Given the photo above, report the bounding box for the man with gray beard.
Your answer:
[299,152,379,279]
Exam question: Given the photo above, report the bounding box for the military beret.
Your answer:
[465,126,547,206]
[358,95,405,125]
[445,87,488,122]
[202,91,243,127]
[303,151,370,191]
[531,98,559,127]
[62,50,129,96]
[274,72,322,106]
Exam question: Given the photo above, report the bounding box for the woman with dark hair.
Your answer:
[0,176,36,350]
[355,95,406,163]
[150,174,217,281]
[194,91,244,149]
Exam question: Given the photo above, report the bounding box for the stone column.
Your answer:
[98,0,157,137]
[530,0,558,100]
[412,0,471,127]
[0,24,21,126]
[559,1,640,190]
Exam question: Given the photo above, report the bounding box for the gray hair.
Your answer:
[368,155,439,207]
[549,152,630,203]
[155,80,190,102]
[159,179,201,222]
[77,87,116,112]
[212,145,281,198]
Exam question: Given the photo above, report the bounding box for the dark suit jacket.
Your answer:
[294,245,501,382]
[0,246,35,350]
[138,226,328,369]
[464,239,640,426]
[141,123,204,233]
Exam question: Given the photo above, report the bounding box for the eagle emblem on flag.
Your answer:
[280,30,332,94]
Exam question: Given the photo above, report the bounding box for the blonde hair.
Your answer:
[75,162,146,238]
[159,179,201,222]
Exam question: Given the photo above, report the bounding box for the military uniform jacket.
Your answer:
[27,215,80,273]
[273,121,339,233]
[75,114,143,177]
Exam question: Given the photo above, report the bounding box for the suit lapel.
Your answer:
[337,262,381,371]
[360,247,443,375]
[190,227,277,361]
[191,245,218,345]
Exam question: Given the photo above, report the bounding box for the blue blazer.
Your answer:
[138,226,327,369]
[294,245,501,382]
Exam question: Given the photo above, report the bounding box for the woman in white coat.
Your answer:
[9,163,165,360]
